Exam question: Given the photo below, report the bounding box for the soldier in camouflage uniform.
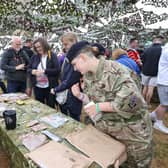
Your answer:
[67,41,153,168]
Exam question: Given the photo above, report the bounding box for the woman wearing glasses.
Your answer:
[27,37,60,108]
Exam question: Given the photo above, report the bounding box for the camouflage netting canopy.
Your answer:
[0,0,167,49]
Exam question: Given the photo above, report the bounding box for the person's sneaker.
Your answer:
[149,112,157,122]
[153,121,168,134]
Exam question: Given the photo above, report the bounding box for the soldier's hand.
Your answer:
[84,104,97,119]
[16,64,25,70]
[71,83,81,98]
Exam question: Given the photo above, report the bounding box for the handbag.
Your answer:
[56,89,68,105]
[0,69,6,80]
[55,58,69,105]
[0,56,6,80]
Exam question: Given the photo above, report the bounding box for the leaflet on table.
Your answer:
[32,107,41,113]
[0,103,8,117]
[31,123,47,132]
[41,130,62,142]
[21,132,47,151]
[27,120,39,127]
[40,114,69,128]
[0,93,29,103]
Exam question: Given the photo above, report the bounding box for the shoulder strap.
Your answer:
[61,57,69,75]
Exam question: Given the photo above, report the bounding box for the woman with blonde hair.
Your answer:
[58,32,78,66]
[112,48,140,75]
[51,32,84,121]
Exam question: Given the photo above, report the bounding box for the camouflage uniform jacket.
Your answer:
[84,57,153,146]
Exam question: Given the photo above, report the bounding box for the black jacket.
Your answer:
[54,57,82,92]
[27,52,60,88]
[1,48,30,82]
[54,56,82,115]
[22,46,34,58]
[142,43,162,76]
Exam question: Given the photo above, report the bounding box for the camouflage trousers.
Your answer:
[120,141,153,168]
[95,120,153,168]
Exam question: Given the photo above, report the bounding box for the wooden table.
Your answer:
[0,93,126,168]
[0,94,86,168]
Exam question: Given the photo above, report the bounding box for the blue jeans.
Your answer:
[7,80,26,93]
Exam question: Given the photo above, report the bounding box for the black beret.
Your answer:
[91,43,105,55]
[67,40,89,63]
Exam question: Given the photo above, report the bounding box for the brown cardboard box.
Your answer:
[66,125,127,167]
[27,141,93,168]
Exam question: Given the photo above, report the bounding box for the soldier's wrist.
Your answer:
[96,103,101,113]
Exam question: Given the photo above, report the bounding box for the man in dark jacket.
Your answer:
[22,39,34,58]
[1,36,30,93]
[141,35,163,107]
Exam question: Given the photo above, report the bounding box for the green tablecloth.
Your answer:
[0,95,88,168]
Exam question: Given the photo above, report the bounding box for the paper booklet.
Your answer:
[40,114,69,128]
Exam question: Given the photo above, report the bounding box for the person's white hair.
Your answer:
[11,36,22,43]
